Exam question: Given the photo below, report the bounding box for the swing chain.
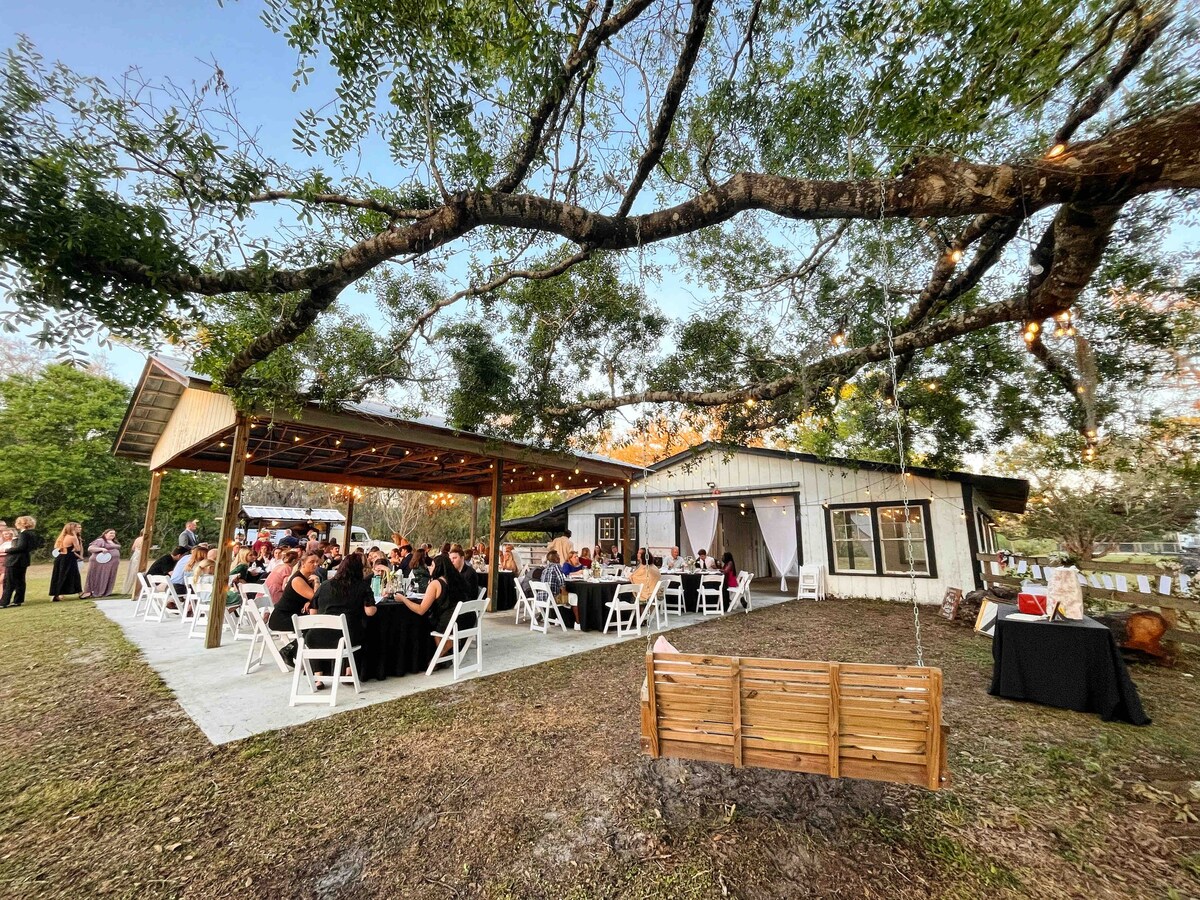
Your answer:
[876,182,925,669]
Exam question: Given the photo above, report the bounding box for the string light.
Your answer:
[427,491,457,507]
[1046,143,1067,158]
[831,327,846,348]
[947,247,963,264]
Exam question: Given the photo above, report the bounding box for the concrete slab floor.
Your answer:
[95,585,797,745]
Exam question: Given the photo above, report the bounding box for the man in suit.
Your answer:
[178,520,199,549]
[0,516,41,608]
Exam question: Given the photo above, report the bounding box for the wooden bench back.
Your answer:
[641,651,946,789]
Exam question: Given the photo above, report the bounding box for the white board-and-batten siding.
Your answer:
[566,450,979,604]
[149,388,237,470]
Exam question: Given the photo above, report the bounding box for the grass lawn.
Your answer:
[1,564,1199,898]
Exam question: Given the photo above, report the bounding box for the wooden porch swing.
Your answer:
[638,196,949,790]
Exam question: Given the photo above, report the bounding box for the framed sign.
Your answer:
[974,599,999,637]
[939,587,963,621]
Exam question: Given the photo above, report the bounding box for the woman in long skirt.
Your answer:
[49,522,84,602]
[83,529,121,599]
[122,530,144,595]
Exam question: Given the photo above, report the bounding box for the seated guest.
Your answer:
[325,544,343,568]
[629,548,661,602]
[663,546,684,571]
[305,530,321,554]
[608,545,623,565]
[721,551,743,609]
[472,541,488,562]
[578,547,592,569]
[460,557,480,599]
[399,545,473,650]
[696,549,719,570]
[407,547,431,595]
[169,546,204,596]
[540,550,576,627]
[398,544,414,574]
[264,549,300,602]
[229,548,263,586]
[562,551,586,576]
[268,553,321,633]
[147,546,188,578]
[307,553,377,688]
[251,529,273,558]
[388,547,405,572]
[498,544,522,573]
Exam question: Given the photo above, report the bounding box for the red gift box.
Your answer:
[1017,592,1050,616]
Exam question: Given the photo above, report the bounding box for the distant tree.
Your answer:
[999,420,1200,559]
[0,364,223,552]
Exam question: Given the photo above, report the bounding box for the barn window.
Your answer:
[830,508,876,573]
[878,506,930,575]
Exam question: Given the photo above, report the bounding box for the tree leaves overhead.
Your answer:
[0,1,1197,468]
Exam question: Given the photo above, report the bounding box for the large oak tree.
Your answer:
[1,0,1198,462]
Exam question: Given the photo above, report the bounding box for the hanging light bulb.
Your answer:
[1046,143,1067,158]
[831,327,846,348]
[947,247,963,264]
[1028,258,1044,276]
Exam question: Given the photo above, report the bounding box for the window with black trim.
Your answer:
[830,507,876,573]
[596,514,637,546]
[878,506,930,575]
[825,501,936,577]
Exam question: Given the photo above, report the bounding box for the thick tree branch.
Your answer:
[616,0,715,218]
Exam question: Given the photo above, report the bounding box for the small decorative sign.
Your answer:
[939,587,963,621]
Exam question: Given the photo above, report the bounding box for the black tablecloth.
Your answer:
[989,604,1150,725]
[568,580,628,632]
[359,602,434,680]
[679,573,702,612]
[492,571,517,612]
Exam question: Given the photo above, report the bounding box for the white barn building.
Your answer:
[503,443,1027,603]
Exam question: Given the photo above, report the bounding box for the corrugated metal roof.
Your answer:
[240,506,346,523]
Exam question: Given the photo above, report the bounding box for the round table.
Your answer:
[359,601,434,680]
[568,579,629,632]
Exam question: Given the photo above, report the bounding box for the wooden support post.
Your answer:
[137,470,163,576]
[827,662,840,778]
[470,495,478,548]
[622,481,632,565]
[645,651,660,758]
[343,492,356,555]
[207,415,249,649]
[487,463,502,612]
[730,656,742,769]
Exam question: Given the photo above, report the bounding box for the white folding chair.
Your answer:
[1158,575,1173,595]
[727,571,752,613]
[244,611,291,675]
[603,583,642,636]
[698,573,725,616]
[738,570,755,607]
[796,565,821,601]
[181,572,202,628]
[528,581,568,634]
[289,614,362,707]
[513,578,535,625]
[1181,573,1191,595]
[1030,564,1042,581]
[144,575,179,622]
[662,574,686,616]
[235,583,272,641]
[426,599,486,681]
[1016,560,1028,574]
[187,575,237,639]
[132,572,153,617]
[1101,574,1115,590]
[637,580,664,631]
[1136,574,1152,593]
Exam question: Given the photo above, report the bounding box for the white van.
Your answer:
[326,525,398,555]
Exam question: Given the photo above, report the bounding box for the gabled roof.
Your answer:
[501,441,1029,530]
[112,355,639,496]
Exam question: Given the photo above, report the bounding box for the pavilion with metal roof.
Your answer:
[114,356,640,647]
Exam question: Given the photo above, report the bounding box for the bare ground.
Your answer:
[0,572,1197,899]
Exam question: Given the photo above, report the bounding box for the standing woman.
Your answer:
[50,522,84,603]
[0,525,12,600]
[123,529,145,595]
[82,529,121,599]
[0,517,40,607]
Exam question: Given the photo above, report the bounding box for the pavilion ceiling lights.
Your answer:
[331,485,363,503]
[428,491,458,508]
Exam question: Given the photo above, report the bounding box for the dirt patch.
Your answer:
[0,594,1197,899]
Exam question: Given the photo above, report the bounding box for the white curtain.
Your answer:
[753,496,799,591]
[680,500,719,558]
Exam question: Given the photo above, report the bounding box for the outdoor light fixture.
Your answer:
[1046,143,1067,158]
[428,492,458,507]
[331,485,364,503]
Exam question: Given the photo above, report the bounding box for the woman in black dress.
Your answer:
[400,544,473,647]
[268,553,320,633]
[308,553,377,685]
[50,522,84,602]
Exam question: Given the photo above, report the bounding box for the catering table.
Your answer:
[989,604,1150,725]
[492,571,517,612]
[359,600,434,680]
[568,579,629,632]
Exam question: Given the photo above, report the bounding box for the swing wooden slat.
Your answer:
[641,651,949,789]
